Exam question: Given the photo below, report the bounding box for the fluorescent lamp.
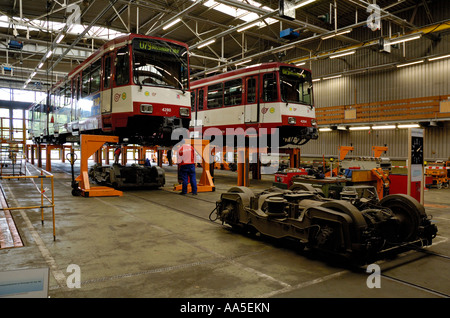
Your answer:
[294,0,316,9]
[235,59,252,66]
[372,125,396,130]
[337,126,347,130]
[30,71,36,78]
[296,62,306,66]
[349,126,370,130]
[312,78,321,82]
[37,62,44,69]
[428,54,450,61]
[45,50,53,59]
[163,18,181,30]
[56,34,64,44]
[397,60,424,68]
[319,127,332,132]
[321,29,352,40]
[398,124,420,128]
[237,22,259,32]
[323,75,342,80]
[330,50,356,59]
[389,34,422,45]
[197,39,216,49]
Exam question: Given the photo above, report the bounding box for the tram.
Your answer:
[28,33,191,146]
[190,62,318,147]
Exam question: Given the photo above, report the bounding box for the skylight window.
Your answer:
[194,0,276,29]
[0,15,127,41]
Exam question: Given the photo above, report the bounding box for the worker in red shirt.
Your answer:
[177,140,198,195]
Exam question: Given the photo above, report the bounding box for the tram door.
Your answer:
[244,76,259,123]
[102,53,114,113]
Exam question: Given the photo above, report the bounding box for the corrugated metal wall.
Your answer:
[300,122,450,161]
[311,32,450,107]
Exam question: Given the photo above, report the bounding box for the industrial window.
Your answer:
[263,72,278,102]
[90,59,101,94]
[115,47,129,86]
[247,78,256,103]
[207,83,223,109]
[224,79,242,106]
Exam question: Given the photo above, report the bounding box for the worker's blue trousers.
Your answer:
[179,164,197,194]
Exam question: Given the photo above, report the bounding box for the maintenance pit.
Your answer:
[1,160,449,300]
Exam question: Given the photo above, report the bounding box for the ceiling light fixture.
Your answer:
[323,74,342,80]
[237,22,259,32]
[45,50,53,59]
[235,59,252,66]
[321,28,353,40]
[428,54,450,61]
[197,39,216,49]
[56,34,65,44]
[349,126,371,130]
[163,18,182,30]
[319,127,332,132]
[397,60,424,68]
[389,33,422,45]
[293,0,316,9]
[372,125,396,130]
[397,124,420,128]
[329,50,356,59]
[295,62,306,66]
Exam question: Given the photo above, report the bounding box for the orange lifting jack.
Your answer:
[74,135,123,197]
[173,139,215,193]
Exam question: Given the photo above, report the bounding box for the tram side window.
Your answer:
[81,67,90,98]
[90,60,101,94]
[207,83,223,109]
[104,56,112,89]
[191,90,196,111]
[224,79,242,106]
[263,73,278,102]
[198,89,204,110]
[247,78,256,103]
[115,47,130,86]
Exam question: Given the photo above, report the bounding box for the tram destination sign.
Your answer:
[133,39,182,56]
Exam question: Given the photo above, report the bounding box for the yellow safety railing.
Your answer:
[0,169,56,241]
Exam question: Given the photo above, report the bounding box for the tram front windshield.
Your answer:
[132,38,189,91]
[280,66,313,106]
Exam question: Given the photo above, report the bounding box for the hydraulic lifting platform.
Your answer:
[74,135,123,197]
[173,139,215,193]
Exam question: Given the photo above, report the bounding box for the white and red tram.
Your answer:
[29,34,191,146]
[190,62,318,147]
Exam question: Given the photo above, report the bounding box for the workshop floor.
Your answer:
[1,160,449,302]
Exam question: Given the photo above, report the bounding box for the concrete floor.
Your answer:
[1,160,449,301]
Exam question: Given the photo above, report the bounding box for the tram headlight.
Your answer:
[288,117,296,125]
[180,108,190,117]
[140,104,153,113]
[311,119,317,127]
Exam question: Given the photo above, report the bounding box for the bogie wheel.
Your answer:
[227,186,254,207]
[379,194,425,242]
[319,200,368,236]
[289,182,325,197]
